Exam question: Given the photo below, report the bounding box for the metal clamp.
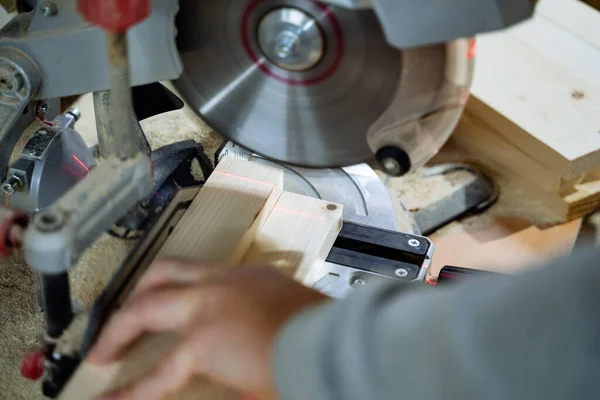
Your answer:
[24,154,153,275]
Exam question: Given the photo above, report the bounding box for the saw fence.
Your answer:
[58,157,343,399]
[454,0,600,223]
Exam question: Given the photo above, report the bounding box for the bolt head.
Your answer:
[41,1,57,16]
[37,102,49,115]
[382,158,401,175]
[350,277,366,288]
[408,239,420,247]
[395,268,409,278]
[2,183,15,195]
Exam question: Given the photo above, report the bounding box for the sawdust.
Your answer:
[190,158,206,182]
[0,235,130,400]
[141,106,224,166]
[140,83,225,166]
[69,235,132,309]
[0,253,44,400]
[384,140,564,233]
[387,170,476,213]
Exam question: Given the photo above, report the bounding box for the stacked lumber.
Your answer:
[59,157,343,400]
[453,0,600,222]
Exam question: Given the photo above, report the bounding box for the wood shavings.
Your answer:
[69,234,132,308]
[386,169,476,213]
[190,158,205,182]
[140,106,224,166]
[0,256,44,400]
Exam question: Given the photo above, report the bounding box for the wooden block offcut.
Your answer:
[159,156,284,263]
[244,192,343,285]
[468,0,600,178]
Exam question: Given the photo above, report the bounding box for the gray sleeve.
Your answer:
[273,249,600,400]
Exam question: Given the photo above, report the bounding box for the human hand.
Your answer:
[88,260,328,400]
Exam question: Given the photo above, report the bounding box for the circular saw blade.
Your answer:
[173,0,402,167]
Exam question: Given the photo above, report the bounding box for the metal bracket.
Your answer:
[0,0,182,99]
[24,154,153,275]
[0,46,40,179]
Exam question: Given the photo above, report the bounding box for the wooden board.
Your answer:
[59,159,343,400]
[158,156,284,264]
[244,192,343,285]
[512,4,600,90]
[453,113,564,194]
[468,0,600,178]
[537,0,600,50]
[454,122,600,222]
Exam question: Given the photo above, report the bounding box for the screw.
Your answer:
[41,1,58,16]
[2,176,22,195]
[350,277,365,288]
[327,204,337,211]
[36,102,49,115]
[376,146,411,177]
[275,31,299,58]
[395,268,409,278]
[408,239,420,247]
[382,158,401,176]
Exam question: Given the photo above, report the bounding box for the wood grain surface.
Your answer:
[469,0,600,178]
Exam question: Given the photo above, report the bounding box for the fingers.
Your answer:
[106,342,195,400]
[131,260,221,298]
[88,286,208,365]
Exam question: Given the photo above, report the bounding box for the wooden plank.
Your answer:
[453,113,564,194]
[455,133,600,222]
[159,156,284,263]
[244,192,343,285]
[469,20,600,178]
[536,0,600,50]
[59,157,285,400]
[509,10,600,91]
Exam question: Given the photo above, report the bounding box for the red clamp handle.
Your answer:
[20,347,46,381]
[77,0,150,32]
[0,206,28,257]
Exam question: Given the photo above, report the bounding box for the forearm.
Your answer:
[274,249,600,400]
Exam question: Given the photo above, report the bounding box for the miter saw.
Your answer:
[0,0,536,396]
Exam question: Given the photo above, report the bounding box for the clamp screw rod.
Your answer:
[106,31,137,160]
